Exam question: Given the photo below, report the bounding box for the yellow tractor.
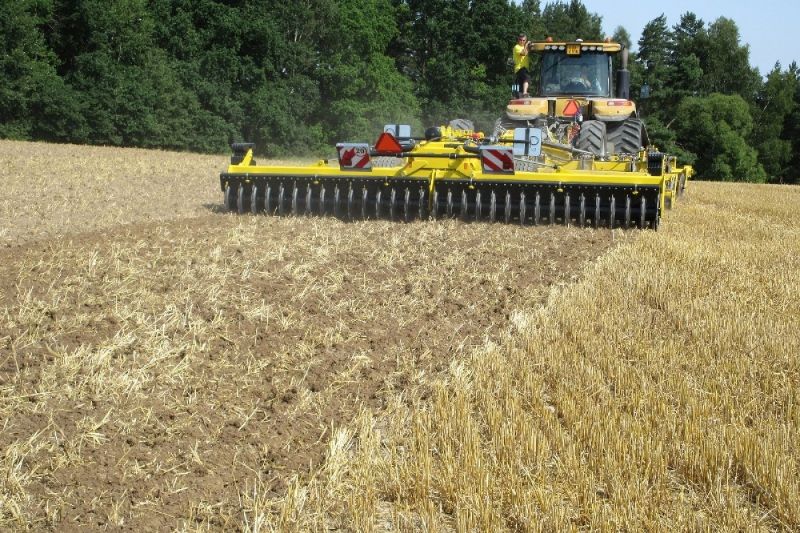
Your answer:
[219,41,691,229]
[500,39,644,157]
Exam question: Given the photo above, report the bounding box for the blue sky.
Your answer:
[578,0,799,75]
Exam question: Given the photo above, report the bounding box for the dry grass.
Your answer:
[271,182,800,531]
[0,140,216,245]
[2,138,796,530]
[0,140,310,245]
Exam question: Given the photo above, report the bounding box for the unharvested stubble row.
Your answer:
[272,181,800,531]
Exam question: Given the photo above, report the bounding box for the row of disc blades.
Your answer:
[224,180,658,229]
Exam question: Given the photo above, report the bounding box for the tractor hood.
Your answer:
[506,96,636,122]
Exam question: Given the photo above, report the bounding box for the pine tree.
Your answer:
[666,13,706,107]
[612,26,632,49]
[703,17,761,101]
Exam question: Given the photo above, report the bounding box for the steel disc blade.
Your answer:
[237,184,246,214]
[461,190,468,220]
[549,192,555,225]
[333,186,340,218]
[431,190,439,219]
[594,194,601,228]
[224,184,235,211]
[534,192,541,225]
[446,190,453,218]
[305,186,312,215]
[389,188,396,221]
[640,196,647,229]
[579,193,586,227]
[564,193,571,226]
[291,183,298,215]
[505,191,511,223]
[475,191,482,220]
[419,188,426,219]
[319,185,326,216]
[278,184,285,215]
[376,189,382,219]
[519,192,526,226]
[348,185,355,219]
[404,188,411,222]
[362,187,368,220]
[251,184,259,214]
[653,193,661,230]
[348,185,355,220]
[489,190,496,222]
[625,195,631,228]
[609,196,616,229]
[265,184,272,214]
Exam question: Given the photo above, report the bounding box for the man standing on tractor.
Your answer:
[513,34,531,98]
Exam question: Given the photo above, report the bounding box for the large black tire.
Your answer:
[574,120,607,157]
[606,118,644,154]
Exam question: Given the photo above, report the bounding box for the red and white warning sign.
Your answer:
[562,99,581,117]
[480,146,515,174]
[336,143,372,170]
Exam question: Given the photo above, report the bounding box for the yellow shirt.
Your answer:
[513,43,530,72]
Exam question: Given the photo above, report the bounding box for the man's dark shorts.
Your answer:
[515,67,530,88]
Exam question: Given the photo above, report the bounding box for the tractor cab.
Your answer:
[539,48,612,97]
[506,40,631,121]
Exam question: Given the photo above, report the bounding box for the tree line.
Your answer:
[2,0,798,182]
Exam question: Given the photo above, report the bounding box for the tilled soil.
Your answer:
[0,141,618,530]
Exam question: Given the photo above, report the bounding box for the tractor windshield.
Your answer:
[539,52,612,97]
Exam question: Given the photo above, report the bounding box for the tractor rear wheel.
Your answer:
[606,118,644,154]
[575,120,607,157]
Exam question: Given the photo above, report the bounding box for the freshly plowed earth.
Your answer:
[0,141,617,529]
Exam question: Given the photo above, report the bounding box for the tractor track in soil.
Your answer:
[0,140,618,529]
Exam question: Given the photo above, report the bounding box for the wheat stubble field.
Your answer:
[1,140,798,531]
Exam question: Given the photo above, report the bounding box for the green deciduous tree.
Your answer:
[316,0,421,143]
[674,93,766,182]
[389,0,522,131]
[236,0,331,155]
[51,0,234,150]
[0,0,86,141]
[541,0,602,41]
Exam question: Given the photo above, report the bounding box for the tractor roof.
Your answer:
[529,41,622,53]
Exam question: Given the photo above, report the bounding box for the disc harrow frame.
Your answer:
[219,131,691,230]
